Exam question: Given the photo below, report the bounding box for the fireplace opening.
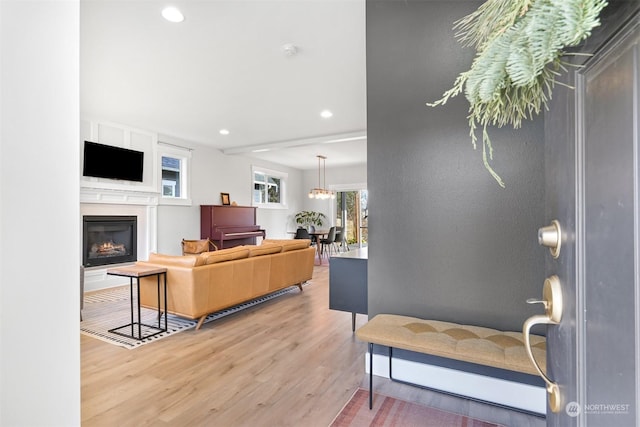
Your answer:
[83,216,137,267]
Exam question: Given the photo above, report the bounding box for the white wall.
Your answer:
[1,1,80,425]
[155,140,366,254]
[155,135,310,255]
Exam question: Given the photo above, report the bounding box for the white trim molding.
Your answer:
[80,187,159,206]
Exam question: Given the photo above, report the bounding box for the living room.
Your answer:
[79,0,368,294]
[3,1,639,426]
[78,117,367,292]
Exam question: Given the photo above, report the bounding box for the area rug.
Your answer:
[330,389,503,427]
[81,284,304,350]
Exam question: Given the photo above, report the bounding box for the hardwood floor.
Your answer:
[81,264,545,426]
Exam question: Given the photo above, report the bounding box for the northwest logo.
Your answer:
[566,401,581,417]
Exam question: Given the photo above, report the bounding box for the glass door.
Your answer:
[336,190,368,248]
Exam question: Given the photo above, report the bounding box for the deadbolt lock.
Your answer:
[538,220,562,259]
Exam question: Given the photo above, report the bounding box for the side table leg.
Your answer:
[129,277,134,338]
[156,273,161,329]
[163,272,168,331]
[136,277,142,340]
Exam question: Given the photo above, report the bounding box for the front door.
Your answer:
[543,14,640,426]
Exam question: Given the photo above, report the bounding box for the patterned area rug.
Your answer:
[330,389,504,427]
[81,284,303,349]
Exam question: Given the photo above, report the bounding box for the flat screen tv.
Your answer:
[83,141,144,182]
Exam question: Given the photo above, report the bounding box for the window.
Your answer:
[162,157,180,197]
[158,144,191,205]
[252,166,287,208]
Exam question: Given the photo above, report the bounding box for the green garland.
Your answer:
[428,0,607,187]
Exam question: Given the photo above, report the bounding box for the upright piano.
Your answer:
[201,205,266,249]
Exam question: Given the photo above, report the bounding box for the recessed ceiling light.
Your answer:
[281,43,298,57]
[320,110,333,119]
[219,129,230,136]
[162,7,184,23]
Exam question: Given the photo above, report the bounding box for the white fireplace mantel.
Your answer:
[81,186,160,291]
[80,187,159,206]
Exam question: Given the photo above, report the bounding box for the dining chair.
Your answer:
[334,227,348,252]
[308,225,318,245]
[320,226,337,259]
[294,228,311,240]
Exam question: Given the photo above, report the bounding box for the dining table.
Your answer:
[287,229,330,265]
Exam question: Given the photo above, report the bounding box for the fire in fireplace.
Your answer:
[83,216,137,267]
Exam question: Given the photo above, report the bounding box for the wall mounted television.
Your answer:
[82,141,144,182]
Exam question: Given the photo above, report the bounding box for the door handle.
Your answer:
[538,220,562,258]
[523,275,563,413]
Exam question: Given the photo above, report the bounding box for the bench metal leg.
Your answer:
[368,342,373,409]
[368,344,393,410]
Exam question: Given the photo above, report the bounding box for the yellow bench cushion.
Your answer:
[356,314,545,376]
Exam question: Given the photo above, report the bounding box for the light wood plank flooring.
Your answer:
[81,264,545,426]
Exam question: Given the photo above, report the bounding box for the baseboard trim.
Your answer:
[364,352,546,415]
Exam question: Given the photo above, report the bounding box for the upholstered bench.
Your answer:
[355,314,546,409]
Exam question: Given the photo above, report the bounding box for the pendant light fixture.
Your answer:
[308,155,335,200]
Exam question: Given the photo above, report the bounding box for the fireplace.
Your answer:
[83,216,137,267]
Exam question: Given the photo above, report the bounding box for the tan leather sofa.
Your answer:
[136,239,315,329]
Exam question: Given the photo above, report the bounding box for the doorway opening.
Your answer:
[336,190,368,249]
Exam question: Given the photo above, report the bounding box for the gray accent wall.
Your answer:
[366,0,545,332]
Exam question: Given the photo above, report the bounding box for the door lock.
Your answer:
[523,275,563,413]
[538,220,562,259]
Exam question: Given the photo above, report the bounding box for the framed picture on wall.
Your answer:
[221,193,231,205]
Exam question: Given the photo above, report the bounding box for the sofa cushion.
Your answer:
[200,246,250,264]
[244,244,283,257]
[148,253,205,267]
[262,239,311,252]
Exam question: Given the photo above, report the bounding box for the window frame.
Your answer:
[158,144,192,206]
[252,165,288,209]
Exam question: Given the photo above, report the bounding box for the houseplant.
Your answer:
[428,0,608,187]
[295,211,327,230]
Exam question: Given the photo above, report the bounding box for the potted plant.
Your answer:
[295,211,327,231]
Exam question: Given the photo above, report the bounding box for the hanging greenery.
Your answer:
[427,0,608,187]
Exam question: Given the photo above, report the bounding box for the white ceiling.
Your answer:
[80,0,367,170]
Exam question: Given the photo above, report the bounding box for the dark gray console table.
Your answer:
[329,247,368,331]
